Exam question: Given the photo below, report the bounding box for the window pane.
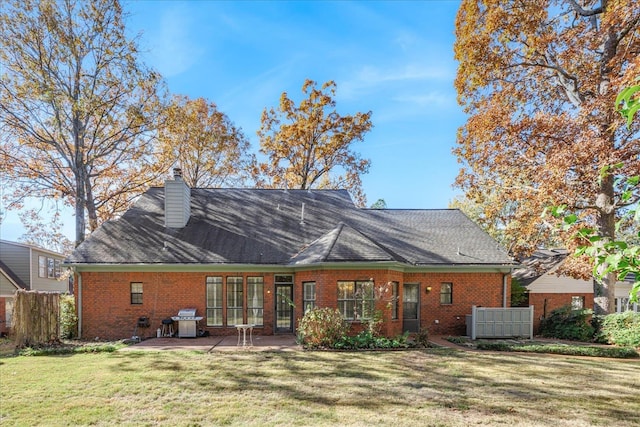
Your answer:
[337,281,374,320]
[440,283,452,305]
[38,256,46,278]
[303,281,316,313]
[337,281,354,299]
[47,258,55,278]
[247,277,263,326]
[54,259,61,278]
[275,275,293,284]
[571,296,584,310]
[355,281,374,320]
[131,282,143,305]
[227,277,243,325]
[338,300,354,320]
[337,281,354,319]
[206,308,223,326]
[227,308,243,326]
[206,277,223,326]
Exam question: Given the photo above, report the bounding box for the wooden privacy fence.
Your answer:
[12,289,60,347]
[466,305,534,340]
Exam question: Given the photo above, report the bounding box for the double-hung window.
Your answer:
[247,277,264,326]
[303,281,316,313]
[130,282,143,304]
[440,282,453,305]
[226,277,243,326]
[47,258,55,278]
[38,256,47,278]
[206,277,223,326]
[337,280,374,320]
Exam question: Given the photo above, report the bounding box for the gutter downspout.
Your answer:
[502,271,509,308]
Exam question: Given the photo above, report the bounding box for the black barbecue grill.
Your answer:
[171,308,203,338]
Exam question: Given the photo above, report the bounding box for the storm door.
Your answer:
[275,275,294,333]
[403,283,420,332]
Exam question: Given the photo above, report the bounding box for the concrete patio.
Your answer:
[118,334,464,352]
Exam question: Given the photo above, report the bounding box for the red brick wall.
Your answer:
[404,272,509,335]
[77,271,276,340]
[528,292,594,334]
[77,269,510,340]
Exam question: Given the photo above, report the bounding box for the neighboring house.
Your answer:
[0,240,71,335]
[513,249,638,333]
[612,274,639,314]
[66,169,516,340]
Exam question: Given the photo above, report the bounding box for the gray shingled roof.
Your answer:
[512,249,568,287]
[67,188,514,267]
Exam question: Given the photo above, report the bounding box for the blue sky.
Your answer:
[1,0,466,243]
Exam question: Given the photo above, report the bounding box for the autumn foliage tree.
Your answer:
[454,0,640,314]
[157,95,254,188]
[0,0,166,247]
[255,79,373,206]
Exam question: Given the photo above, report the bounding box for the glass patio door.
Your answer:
[275,281,294,333]
[403,283,420,332]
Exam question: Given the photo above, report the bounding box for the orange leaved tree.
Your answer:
[453,0,640,313]
[156,95,254,188]
[255,79,373,206]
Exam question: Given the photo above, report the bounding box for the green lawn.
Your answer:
[1,348,638,426]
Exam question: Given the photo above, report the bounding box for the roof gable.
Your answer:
[289,223,401,265]
[512,249,569,287]
[0,260,27,289]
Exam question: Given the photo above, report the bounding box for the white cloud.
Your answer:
[340,62,454,101]
[149,6,206,77]
[392,91,454,109]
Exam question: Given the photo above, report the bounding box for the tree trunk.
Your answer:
[85,176,99,232]
[594,173,616,315]
[13,290,61,347]
[74,168,86,247]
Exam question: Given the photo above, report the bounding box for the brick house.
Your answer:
[66,169,516,340]
[513,249,638,333]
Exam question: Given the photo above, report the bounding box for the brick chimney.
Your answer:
[164,167,190,228]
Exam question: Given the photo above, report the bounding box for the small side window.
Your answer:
[38,256,47,278]
[303,281,316,313]
[571,296,584,310]
[131,282,143,305]
[440,282,453,305]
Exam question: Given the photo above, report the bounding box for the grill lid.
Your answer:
[177,308,197,317]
